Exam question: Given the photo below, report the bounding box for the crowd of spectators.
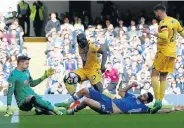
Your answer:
[0,13,28,96]
[44,9,184,95]
[0,2,183,96]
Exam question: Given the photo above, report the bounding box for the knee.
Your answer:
[151,69,159,77]
[160,73,168,81]
[82,98,91,105]
[80,88,89,96]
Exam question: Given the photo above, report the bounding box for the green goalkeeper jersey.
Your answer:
[7,68,43,106]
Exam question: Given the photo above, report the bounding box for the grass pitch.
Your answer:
[0,107,184,128]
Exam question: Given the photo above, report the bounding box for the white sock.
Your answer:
[64,97,75,105]
[64,93,80,105]
[72,93,80,100]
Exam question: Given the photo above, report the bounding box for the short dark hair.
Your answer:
[147,92,153,103]
[17,56,31,64]
[153,4,166,12]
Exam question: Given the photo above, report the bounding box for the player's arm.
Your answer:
[118,82,137,98]
[29,76,42,87]
[29,68,55,87]
[147,107,180,114]
[151,23,169,40]
[7,82,15,107]
[5,74,16,116]
[98,48,107,73]
[177,21,184,37]
[142,24,169,40]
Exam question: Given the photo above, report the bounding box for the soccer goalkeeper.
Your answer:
[4,56,63,116]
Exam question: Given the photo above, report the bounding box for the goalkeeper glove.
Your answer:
[41,68,55,81]
[4,105,13,117]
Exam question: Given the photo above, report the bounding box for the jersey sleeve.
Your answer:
[160,22,168,32]
[157,22,169,40]
[125,92,135,98]
[7,72,16,105]
[27,70,42,87]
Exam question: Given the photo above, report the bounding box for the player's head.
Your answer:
[17,56,31,70]
[138,92,153,104]
[153,4,166,20]
[77,33,88,49]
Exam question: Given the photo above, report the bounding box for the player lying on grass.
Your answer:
[4,56,63,116]
[57,82,182,114]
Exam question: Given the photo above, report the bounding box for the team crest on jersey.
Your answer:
[24,80,29,85]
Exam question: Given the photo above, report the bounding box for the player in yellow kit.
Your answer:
[142,4,184,113]
[62,33,107,95]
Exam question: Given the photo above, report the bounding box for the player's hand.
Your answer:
[4,106,13,117]
[41,68,55,80]
[45,68,55,77]
[130,81,138,87]
[141,28,150,34]
[175,106,183,111]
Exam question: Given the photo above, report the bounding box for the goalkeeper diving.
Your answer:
[59,82,182,115]
[4,56,63,116]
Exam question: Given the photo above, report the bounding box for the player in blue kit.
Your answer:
[59,82,172,114]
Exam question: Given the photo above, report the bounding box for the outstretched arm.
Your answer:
[142,25,169,40]
[29,68,55,87]
[118,82,137,98]
[147,106,182,114]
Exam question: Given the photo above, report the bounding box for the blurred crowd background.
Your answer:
[0,1,183,96]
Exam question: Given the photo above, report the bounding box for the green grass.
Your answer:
[1,108,184,128]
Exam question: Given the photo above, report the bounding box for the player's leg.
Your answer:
[88,69,103,93]
[159,72,168,101]
[55,88,90,108]
[30,95,64,115]
[34,106,55,115]
[68,98,104,115]
[55,69,87,108]
[152,51,163,107]
[151,68,160,106]
[68,89,113,115]
[18,95,35,111]
[159,56,175,103]
[64,69,87,95]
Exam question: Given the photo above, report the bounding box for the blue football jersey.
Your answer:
[113,93,149,114]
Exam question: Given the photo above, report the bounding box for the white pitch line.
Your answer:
[11,111,19,124]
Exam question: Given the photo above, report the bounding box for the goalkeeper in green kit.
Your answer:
[4,56,64,116]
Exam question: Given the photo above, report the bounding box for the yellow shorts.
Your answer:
[73,68,102,85]
[152,51,176,73]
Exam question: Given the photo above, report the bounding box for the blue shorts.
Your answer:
[88,88,113,114]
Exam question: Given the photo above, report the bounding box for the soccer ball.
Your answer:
[65,72,79,84]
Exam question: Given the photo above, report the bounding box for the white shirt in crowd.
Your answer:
[166,87,181,94]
